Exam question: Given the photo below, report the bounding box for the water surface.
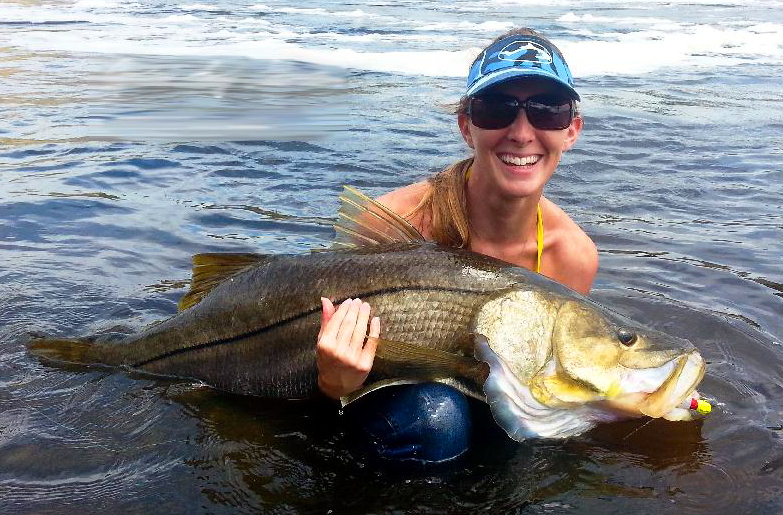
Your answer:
[1,0,782,513]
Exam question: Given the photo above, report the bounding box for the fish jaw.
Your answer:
[604,351,706,420]
[474,334,600,440]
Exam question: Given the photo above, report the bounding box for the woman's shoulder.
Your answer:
[377,181,430,214]
[377,181,433,236]
[541,198,598,294]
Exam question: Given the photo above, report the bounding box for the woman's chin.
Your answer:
[498,169,545,197]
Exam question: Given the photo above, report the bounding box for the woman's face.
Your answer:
[458,78,582,199]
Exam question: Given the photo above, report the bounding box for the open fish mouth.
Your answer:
[610,351,706,419]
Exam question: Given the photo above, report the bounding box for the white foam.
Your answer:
[275,7,388,19]
[496,0,783,4]
[415,21,514,32]
[73,0,121,8]
[3,1,782,80]
[563,24,783,77]
[180,4,218,10]
[558,12,672,25]
[161,14,201,24]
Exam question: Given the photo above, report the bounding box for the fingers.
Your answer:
[318,297,351,349]
[359,316,380,371]
[369,315,380,339]
[318,297,335,339]
[334,299,362,350]
[349,301,371,352]
[318,297,377,356]
[315,297,379,399]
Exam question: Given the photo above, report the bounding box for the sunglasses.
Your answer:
[468,93,575,131]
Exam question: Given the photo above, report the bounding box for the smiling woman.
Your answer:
[379,27,596,294]
[315,27,598,466]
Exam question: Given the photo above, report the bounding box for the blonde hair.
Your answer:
[405,27,578,249]
[407,157,474,248]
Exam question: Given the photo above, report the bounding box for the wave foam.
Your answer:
[3,2,782,79]
[73,0,121,8]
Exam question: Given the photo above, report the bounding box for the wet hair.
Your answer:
[404,28,578,249]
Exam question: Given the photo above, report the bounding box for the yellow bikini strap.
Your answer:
[465,165,543,274]
[536,203,543,274]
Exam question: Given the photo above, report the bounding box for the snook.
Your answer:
[29,188,707,440]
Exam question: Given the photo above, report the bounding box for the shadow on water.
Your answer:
[162,385,717,514]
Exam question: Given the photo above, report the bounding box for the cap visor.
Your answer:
[466,68,580,101]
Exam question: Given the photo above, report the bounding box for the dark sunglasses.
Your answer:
[468,93,575,131]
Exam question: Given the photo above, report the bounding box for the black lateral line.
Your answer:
[133,285,488,368]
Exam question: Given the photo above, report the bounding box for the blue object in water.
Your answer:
[344,383,472,465]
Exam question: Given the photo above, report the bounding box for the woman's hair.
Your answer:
[407,156,474,248]
[403,28,577,248]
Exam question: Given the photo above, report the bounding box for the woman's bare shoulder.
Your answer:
[541,199,598,295]
[377,181,430,215]
[376,181,432,238]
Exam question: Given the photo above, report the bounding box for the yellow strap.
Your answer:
[536,203,543,274]
[466,165,544,274]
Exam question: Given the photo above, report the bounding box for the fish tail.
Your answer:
[28,337,103,365]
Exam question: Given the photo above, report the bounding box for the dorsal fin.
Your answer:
[178,253,271,311]
[328,185,425,250]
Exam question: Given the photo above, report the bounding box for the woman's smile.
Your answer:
[498,153,541,167]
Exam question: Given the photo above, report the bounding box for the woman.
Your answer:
[317,28,598,465]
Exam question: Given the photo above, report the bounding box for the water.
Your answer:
[1,0,783,513]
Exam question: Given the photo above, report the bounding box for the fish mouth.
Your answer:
[608,351,706,419]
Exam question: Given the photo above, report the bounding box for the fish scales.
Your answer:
[82,244,523,397]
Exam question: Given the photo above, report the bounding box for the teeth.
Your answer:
[500,154,539,166]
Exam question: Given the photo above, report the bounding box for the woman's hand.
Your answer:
[316,297,380,400]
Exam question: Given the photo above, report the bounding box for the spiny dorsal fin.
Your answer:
[178,253,271,311]
[329,185,424,249]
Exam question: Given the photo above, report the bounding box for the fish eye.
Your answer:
[618,329,637,346]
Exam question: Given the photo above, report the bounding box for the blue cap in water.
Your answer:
[466,34,579,101]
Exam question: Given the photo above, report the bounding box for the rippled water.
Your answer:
[2,0,783,513]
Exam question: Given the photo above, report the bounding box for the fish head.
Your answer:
[535,299,705,421]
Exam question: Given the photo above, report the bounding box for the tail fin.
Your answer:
[28,337,102,365]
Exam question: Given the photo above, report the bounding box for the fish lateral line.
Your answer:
[132,284,493,368]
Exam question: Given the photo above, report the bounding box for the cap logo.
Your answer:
[497,40,553,64]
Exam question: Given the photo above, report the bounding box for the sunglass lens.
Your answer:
[469,96,518,130]
[526,95,573,130]
[469,94,573,130]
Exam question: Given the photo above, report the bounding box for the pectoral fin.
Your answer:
[340,337,488,406]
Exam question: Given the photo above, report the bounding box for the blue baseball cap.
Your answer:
[466,34,580,101]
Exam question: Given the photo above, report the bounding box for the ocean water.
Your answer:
[1,0,782,513]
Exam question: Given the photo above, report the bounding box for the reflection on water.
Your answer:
[1,50,351,144]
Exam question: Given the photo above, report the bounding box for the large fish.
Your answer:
[29,187,708,440]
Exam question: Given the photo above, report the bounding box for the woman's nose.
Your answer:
[505,108,535,142]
